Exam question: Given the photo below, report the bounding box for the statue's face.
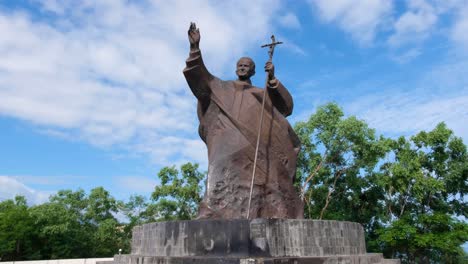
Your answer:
[236,58,255,80]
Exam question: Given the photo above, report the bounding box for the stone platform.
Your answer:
[113,219,399,264]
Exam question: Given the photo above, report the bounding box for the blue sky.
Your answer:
[0,0,467,205]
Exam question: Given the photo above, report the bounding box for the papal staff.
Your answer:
[246,35,283,219]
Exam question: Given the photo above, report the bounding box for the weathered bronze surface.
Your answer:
[183,23,303,219]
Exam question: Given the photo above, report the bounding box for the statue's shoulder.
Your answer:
[218,79,236,89]
[249,86,264,94]
[208,79,234,98]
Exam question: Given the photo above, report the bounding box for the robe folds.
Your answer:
[183,49,304,219]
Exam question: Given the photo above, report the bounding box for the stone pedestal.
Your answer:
[113,219,399,264]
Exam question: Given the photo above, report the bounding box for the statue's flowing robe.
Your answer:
[184,50,304,219]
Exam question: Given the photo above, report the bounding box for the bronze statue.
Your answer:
[183,22,303,219]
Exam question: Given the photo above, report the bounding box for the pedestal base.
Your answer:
[114,254,398,264]
[112,219,399,264]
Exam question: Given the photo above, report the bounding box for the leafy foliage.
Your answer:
[0,196,34,260]
[374,123,468,262]
[0,188,126,260]
[149,162,205,221]
[0,104,466,263]
[294,103,468,263]
[120,194,151,236]
[294,103,390,226]
[30,199,90,258]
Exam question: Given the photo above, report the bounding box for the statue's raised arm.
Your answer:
[183,23,214,106]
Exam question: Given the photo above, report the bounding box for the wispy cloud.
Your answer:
[0,176,51,204]
[133,135,208,167]
[345,58,468,140]
[278,12,301,30]
[388,0,438,47]
[0,0,283,165]
[283,41,308,56]
[451,5,468,51]
[309,0,467,57]
[309,0,393,44]
[8,175,90,187]
[389,48,422,64]
[347,92,468,139]
[116,176,158,193]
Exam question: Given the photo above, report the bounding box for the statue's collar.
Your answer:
[234,79,252,86]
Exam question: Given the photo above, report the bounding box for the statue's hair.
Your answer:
[237,57,256,76]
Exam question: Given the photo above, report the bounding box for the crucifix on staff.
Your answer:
[247,35,283,219]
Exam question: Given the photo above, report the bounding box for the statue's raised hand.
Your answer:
[188,22,200,50]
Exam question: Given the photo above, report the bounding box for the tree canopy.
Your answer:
[0,103,466,263]
[294,103,467,263]
[1,188,127,260]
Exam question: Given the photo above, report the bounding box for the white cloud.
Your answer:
[116,176,158,193]
[0,0,282,165]
[309,0,467,53]
[346,59,468,140]
[347,93,468,138]
[0,176,51,204]
[282,40,307,56]
[278,13,301,30]
[9,175,88,187]
[387,0,468,49]
[431,0,466,13]
[390,48,422,63]
[388,0,438,47]
[133,135,207,167]
[451,6,468,50]
[309,0,393,44]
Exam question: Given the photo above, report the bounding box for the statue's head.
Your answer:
[236,57,255,81]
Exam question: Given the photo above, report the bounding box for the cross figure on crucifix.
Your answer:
[261,35,283,62]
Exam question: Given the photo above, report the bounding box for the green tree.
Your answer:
[0,196,34,260]
[93,218,126,256]
[28,187,125,259]
[149,162,205,221]
[86,187,119,223]
[86,187,124,257]
[30,189,92,259]
[294,103,390,231]
[375,123,468,263]
[294,103,468,263]
[1,103,465,263]
[122,195,151,226]
[120,195,151,253]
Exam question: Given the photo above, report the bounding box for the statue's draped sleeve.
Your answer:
[267,79,294,117]
[183,50,214,111]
